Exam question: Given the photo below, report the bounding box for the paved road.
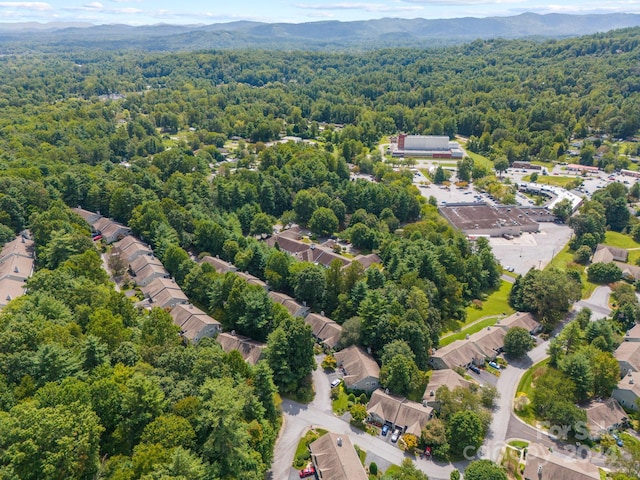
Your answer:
[575,285,612,319]
[482,339,550,462]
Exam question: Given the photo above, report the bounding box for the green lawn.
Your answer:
[509,440,529,449]
[462,149,493,170]
[530,160,554,169]
[332,384,349,415]
[604,231,640,250]
[515,358,549,424]
[522,175,579,188]
[440,316,503,347]
[442,280,513,333]
[546,244,597,299]
[466,280,514,322]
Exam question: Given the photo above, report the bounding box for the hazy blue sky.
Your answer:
[5,0,640,25]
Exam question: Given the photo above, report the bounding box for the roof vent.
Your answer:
[14,266,19,273]
[321,311,325,317]
[6,295,11,301]
[231,330,236,336]
[630,379,635,385]
[337,437,342,447]
[429,390,435,397]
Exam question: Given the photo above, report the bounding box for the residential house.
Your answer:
[133,260,170,287]
[93,217,131,244]
[129,253,164,278]
[590,244,640,280]
[613,371,640,410]
[423,369,473,409]
[584,398,628,440]
[268,291,309,317]
[216,332,265,365]
[523,443,600,480]
[305,312,342,349]
[236,271,269,290]
[334,345,380,392]
[469,326,507,358]
[352,253,382,270]
[202,256,237,274]
[496,311,540,334]
[149,286,188,309]
[309,432,368,480]
[141,277,182,299]
[624,324,640,342]
[113,236,153,263]
[170,303,221,343]
[72,207,102,225]
[618,263,640,282]
[430,322,518,371]
[614,341,640,376]
[592,244,629,264]
[367,389,433,436]
[266,226,369,269]
[429,340,485,370]
[0,235,35,310]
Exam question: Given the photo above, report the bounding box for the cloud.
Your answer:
[0,1,51,10]
[84,2,103,9]
[401,0,525,4]
[296,2,422,13]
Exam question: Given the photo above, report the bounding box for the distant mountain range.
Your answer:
[2,13,640,51]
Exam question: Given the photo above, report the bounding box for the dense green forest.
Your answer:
[0,27,638,479]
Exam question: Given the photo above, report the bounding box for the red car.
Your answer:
[299,465,316,478]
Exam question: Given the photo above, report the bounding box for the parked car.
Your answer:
[381,424,390,436]
[391,427,402,443]
[299,465,316,478]
[469,365,481,374]
[488,361,501,370]
[612,433,624,447]
[330,379,341,388]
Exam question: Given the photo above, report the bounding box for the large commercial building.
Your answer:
[438,203,546,237]
[391,134,463,158]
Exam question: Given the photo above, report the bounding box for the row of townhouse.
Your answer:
[613,323,640,410]
[0,234,35,309]
[429,312,540,370]
[204,255,346,349]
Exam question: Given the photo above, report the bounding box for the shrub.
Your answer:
[369,462,378,475]
[321,355,337,370]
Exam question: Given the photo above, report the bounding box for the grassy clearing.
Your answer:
[514,358,549,424]
[604,231,640,250]
[440,316,502,347]
[509,440,529,449]
[332,384,349,415]
[463,150,493,170]
[546,244,597,299]
[443,280,513,333]
[522,175,578,188]
[530,160,554,169]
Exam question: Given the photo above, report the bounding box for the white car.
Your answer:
[391,428,402,443]
[330,379,341,388]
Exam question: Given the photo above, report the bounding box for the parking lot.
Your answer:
[488,222,573,275]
